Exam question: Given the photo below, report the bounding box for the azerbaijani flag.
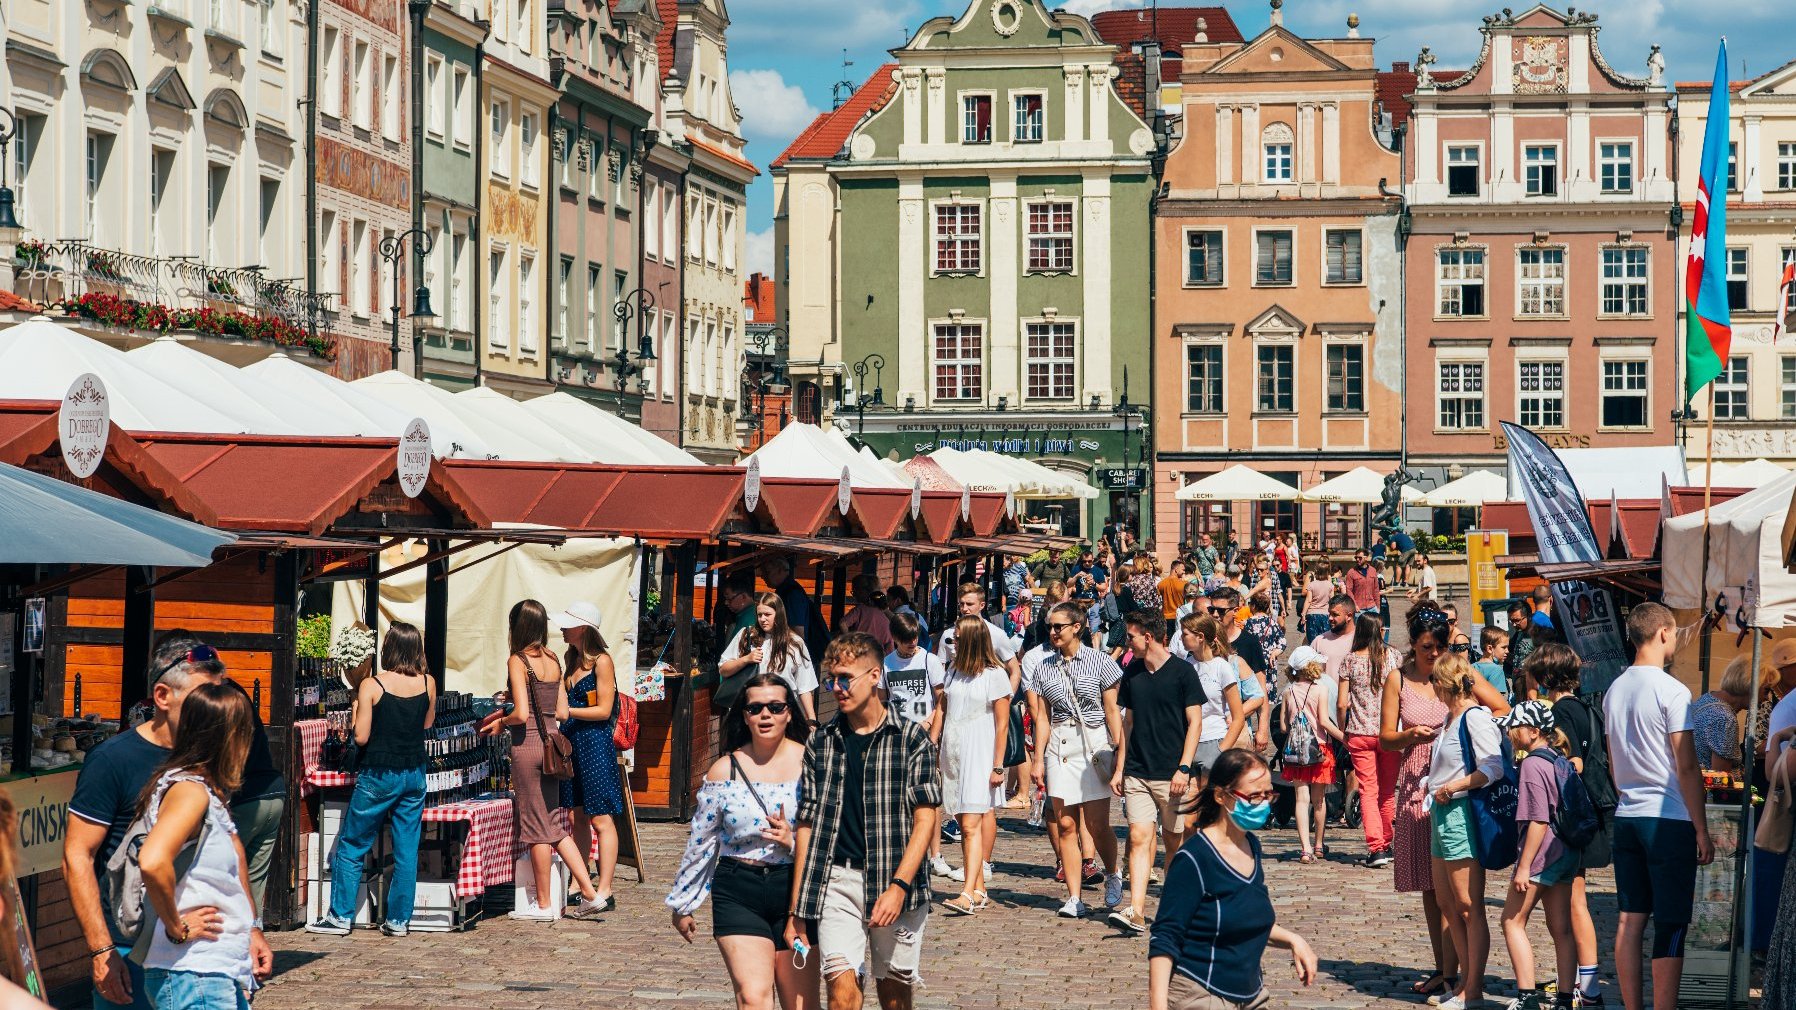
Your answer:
[1685,41,1732,399]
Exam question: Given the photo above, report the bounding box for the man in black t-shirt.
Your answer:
[1106,611,1205,935]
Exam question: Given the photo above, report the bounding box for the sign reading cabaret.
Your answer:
[1500,421,1627,693]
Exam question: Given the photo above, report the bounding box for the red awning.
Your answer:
[968,493,1007,536]
[0,401,220,524]
[443,461,746,541]
[757,478,844,537]
[848,487,910,539]
[916,491,963,544]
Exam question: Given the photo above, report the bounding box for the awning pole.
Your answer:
[424,538,449,689]
[1731,629,1764,1007]
[363,549,381,633]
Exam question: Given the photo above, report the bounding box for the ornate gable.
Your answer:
[1246,304,1306,339]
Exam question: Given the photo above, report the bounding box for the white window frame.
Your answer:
[587,138,605,203]
[1255,341,1296,413]
[1599,245,1651,317]
[1516,356,1569,430]
[686,192,702,261]
[320,210,341,297]
[149,147,175,246]
[1322,228,1363,286]
[1598,139,1634,194]
[10,114,37,231]
[449,224,469,330]
[1714,356,1750,420]
[960,91,995,145]
[931,200,984,277]
[205,163,228,263]
[1436,246,1488,319]
[1324,339,1366,413]
[352,39,373,131]
[520,112,540,189]
[1024,199,1075,274]
[585,264,602,350]
[1435,355,1488,432]
[380,53,400,140]
[425,53,446,139]
[1782,355,1796,419]
[1184,227,1224,287]
[490,97,511,180]
[1022,318,1077,402]
[1516,246,1567,318]
[704,197,720,267]
[1598,356,1651,430]
[86,131,115,244]
[1252,227,1295,287]
[350,219,371,319]
[662,187,679,264]
[1185,340,1225,415]
[1524,144,1559,197]
[722,204,737,272]
[1010,90,1045,144]
[451,66,472,149]
[1726,246,1750,310]
[1779,142,1796,191]
[1446,143,1481,197]
[644,182,660,259]
[489,244,511,350]
[423,222,444,329]
[320,28,342,119]
[517,251,537,355]
[555,255,572,345]
[257,0,276,56]
[931,320,986,403]
[1263,142,1293,184]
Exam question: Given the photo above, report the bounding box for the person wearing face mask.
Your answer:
[669,675,818,1010]
[1148,748,1318,1010]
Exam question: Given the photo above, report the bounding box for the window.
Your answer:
[258,0,275,53]
[449,227,468,328]
[1013,94,1044,143]
[613,271,628,351]
[518,253,537,354]
[1600,247,1650,315]
[351,219,370,316]
[585,265,601,348]
[85,132,114,244]
[1715,357,1750,419]
[381,55,400,139]
[1727,141,1739,192]
[662,189,678,262]
[1437,248,1486,316]
[1024,322,1076,400]
[1601,360,1649,428]
[520,113,539,187]
[424,223,444,327]
[1780,143,1796,191]
[613,144,627,206]
[588,139,604,202]
[376,229,394,322]
[1437,362,1485,430]
[1727,247,1749,309]
[1599,142,1633,194]
[451,67,472,146]
[1524,145,1558,196]
[1517,360,1566,428]
[1025,202,1074,273]
[934,204,982,274]
[1186,344,1223,413]
[962,95,992,144]
[1255,230,1293,285]
[1264,143,1293,183]
[686,194,702,259]
[704,199,719,266]
[488,247,508,349]
[933,324,983,401]
[320,211,340,296]
[1325,230,1362,285]
[722,205,737,271]
[321,28,342,118]
[1518,247,1566,316]
[1783,357,1796,418]
[1447,145,1480,197]
[644,183,660,259]
[10,114,38,230]
[556,257,572,343]
[490,99,510,178]
[1256,345,1294,412]
[557,129,574,189]
[425,54,446,138]
[258,178,279,266]
[148,148,175,243]
[1787,248,1796,316]
[1326,344,1364,412]
[1186,230,1223,286]
[515,0,530,52]
[352,41,372,130]
[205,163,228,262]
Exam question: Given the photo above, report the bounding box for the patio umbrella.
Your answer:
[1297,466,1424,505]
[0,317,249,433]
[1412,469,1509,508]
[519,392,704,467]
[1175,464,1300,501]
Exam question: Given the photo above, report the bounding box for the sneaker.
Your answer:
[944,862,966,882]
[1103,872,1125,908]
[983,861,994,880]
[1081,859,1103,885]
[304,916,352,936]
[507,903,557,922]
[1149,867,1162,885]
[930,854,954,877]
[941,819,963,843]
[566,896,609,919]
[1055,897,1087,918]
[1054,862,1066,884]
[1574,992,1606,1009]
[1106,906,1147,934]
[1505,994,1548,1010]
[1434,996,1489,1009]
[379,921,408,937]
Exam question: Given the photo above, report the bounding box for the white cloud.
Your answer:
[1061,0,1141,16]
[745,227,775,279]
[728,0,926,56]
[732,68,824,148]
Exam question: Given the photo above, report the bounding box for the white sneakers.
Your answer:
[565,896,609,920]
[930,854,957,879]
[1103,872,1125,909]
[1056,897,1087,918]
[507,903,557,922]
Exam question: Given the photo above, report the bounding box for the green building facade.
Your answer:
[820,0,1155,541]
[417,10,486,389]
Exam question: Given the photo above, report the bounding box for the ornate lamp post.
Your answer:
[850,352,885,437]
[378,227,435,372]
[609,286,658,390]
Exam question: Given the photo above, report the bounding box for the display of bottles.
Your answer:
[422,692,511,805]
[292,667,327,721]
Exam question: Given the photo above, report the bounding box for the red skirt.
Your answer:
[1283,745,1336,784]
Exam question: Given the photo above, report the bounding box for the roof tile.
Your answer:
[1088,7,1243,50]
[772,63,899,168]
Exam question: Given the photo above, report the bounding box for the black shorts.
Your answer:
[1612,816,1696,926]
[712,858,802,948]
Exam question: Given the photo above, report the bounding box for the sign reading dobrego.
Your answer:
[59,373,109,479]
[1501,421,1627,693]
[1099,468,1145,492]
[397,418,432,499]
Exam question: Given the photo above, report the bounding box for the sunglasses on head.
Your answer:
[155,644,221,681]
[744,701,789,716]
[1449,643,1471,654]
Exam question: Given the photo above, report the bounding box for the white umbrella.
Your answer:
[978,450,1099,500]
[519,391,703,467]
[1298,466,1424,505]
[450,387,594,463]
[1692,457,1790,488]
[1663,468,1796,626]
[745,423,906,487]
[1412,469,1509,508]
[127,336,368,436]
[350,371,501,459]
[0,316,248,433]
[927,447,1023,494]
[241,354,472,456]
[1176,464,1300,502]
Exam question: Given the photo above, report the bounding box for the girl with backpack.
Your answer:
[1496,701,1581,1010]
[553,601,626,913]
[1282,649,1344,863]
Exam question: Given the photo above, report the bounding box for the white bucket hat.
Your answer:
[550,600,603,632]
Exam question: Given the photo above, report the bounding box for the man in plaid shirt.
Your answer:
[785,632,941,1009]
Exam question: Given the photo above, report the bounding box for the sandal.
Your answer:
[942,893,977,916]
[972,890,990,910]
[1412,974,1451,996]
[1298,849,1316,864]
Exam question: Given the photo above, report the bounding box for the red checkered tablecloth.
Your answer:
[306,768,357,790]
[423,798,516,898]
[296,717,353,796]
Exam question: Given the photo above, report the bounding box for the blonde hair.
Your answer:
[948,616,1001,677]
[1290,659,1325,683]
[1719,655,1760,698]
[1430,651,1479,699]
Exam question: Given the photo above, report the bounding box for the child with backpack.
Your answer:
[1498,700,1596,1010]
[1281,647,1344,863]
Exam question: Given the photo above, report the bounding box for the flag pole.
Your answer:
[1697,385,1715,693]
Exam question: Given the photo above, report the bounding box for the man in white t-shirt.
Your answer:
[935,582,1022,690]
[1602,602,1711,1010]
[882,611,953,880]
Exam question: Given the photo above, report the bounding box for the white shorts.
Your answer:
[817,863,928,984]
[1045,722,1115,806]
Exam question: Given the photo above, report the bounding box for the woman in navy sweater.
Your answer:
[1149,748,1318,1009]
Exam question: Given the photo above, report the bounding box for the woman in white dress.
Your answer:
[939,616,1011,916]
[719,593,819,723]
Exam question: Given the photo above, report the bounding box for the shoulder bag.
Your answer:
[1057,654,1115,781]
[523,654,576,780]
[1755,751,1793,855]
[714,629,760,715]
[1459,706,1519,870]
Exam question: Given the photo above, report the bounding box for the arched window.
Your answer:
[1261,122,1294,183]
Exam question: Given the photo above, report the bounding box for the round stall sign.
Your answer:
[960,486,971,522]
[838,466,853,515]
[911,478,923,520]
[59,373,110,479]
[744,456,762,512]
[397,418,432,498]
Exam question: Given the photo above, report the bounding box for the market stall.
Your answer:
[1174,463,1303,547]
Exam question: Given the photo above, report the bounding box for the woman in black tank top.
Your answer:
[307,623,435,938]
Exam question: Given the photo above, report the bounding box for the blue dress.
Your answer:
[560,671,626,816]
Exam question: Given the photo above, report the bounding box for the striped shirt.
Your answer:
[1030,645,1123,727]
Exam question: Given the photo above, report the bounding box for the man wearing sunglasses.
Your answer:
[64,633,271,1007]
[787,632,940,1010]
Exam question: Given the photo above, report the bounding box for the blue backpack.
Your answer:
[1525,749,1601,852]
[1459,707,1519,870]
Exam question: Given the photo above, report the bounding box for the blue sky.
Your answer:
[724,0,1793,278]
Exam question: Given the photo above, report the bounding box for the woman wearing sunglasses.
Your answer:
[668,674,817,1010]
[1149,748,1318,1010]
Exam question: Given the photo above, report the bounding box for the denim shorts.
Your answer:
[143,970,249,1010]
[1533,847,1581,887]
[1430,797,1475,862]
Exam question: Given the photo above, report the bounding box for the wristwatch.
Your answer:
[1177,763,1194,776]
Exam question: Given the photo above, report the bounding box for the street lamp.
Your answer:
[609,286,658,386]
[0,109,20,231]
[378,228,434,372]
[850,352,885,437]
[739,325,789,448]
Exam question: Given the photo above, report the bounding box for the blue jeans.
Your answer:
[94,952,152,1010]
[143,970,248,1010]
[328,764,426,925]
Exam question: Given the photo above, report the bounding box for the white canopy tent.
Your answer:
[1520,445,1686,500]
[0,316,251,433]
[990,451,1100,500]
[1176,464,1301,502]
[126,336,370,437]
[924,447,1016,493]
[349,371,501,459]
[448,387,594,464]
[1411,469,1509,508]
[1688,457,1790,488]
[519,391,703,467]
[744,422,908,487]
[1662,469,1796,628]
[1297,466,1424,505]
[240,354,466,455]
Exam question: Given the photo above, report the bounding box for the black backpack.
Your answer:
[1555,694,1618,813]
[1526,750,1601,851]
